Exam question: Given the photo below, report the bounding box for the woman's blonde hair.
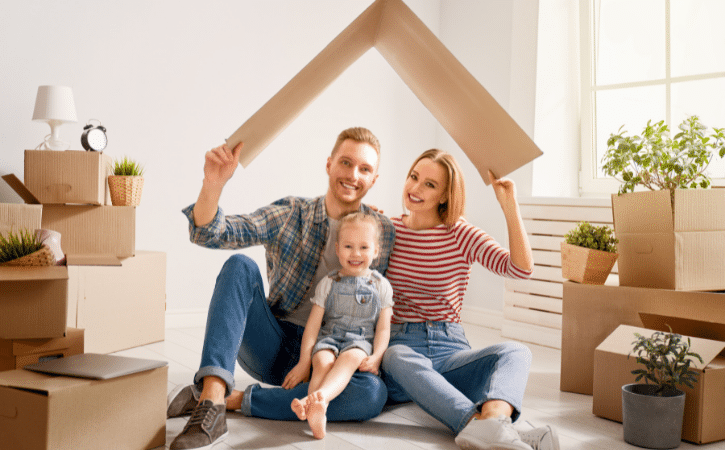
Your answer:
[405,149,465,227]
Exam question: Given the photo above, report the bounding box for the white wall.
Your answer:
[0,0,540,322]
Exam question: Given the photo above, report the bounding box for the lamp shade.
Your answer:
[32,85,77,123]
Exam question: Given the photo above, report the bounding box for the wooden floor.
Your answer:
[113,323,725,450]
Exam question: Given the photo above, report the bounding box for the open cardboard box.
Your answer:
[3,174,133,264]
[593,314,725,444]
[560,281,725,395]
[0,364,167,450]
[24,149,112,205]
[612,189,725,291]
[0,328,83,371]
[227,0,542,181]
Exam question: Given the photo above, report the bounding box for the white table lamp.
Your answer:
[32,85,77,150]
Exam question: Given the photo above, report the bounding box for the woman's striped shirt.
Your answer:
[386,216,532,323]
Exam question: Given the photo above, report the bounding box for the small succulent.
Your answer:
[564,221,618,253]
[0,228,44,263]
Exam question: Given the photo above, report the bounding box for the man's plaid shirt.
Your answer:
[182,196,395,319]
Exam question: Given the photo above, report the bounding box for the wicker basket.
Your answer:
[1,245,55,267]
[108,175,144,206]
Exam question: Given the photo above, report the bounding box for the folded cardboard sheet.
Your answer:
[0,328,84,371]
[227,0,542,182]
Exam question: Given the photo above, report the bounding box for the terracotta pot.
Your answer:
[108,175,144,206]
[560,242,618,285]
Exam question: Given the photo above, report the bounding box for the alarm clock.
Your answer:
[81,119,107,151]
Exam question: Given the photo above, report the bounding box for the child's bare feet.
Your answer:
[291,397,307,421]
[306,391,328,439]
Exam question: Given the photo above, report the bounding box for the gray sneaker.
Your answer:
[519,423,560,450]
[168,384,199,418]
[170,399,228,450]
[455,416,533,450]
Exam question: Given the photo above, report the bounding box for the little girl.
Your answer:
[283,211,393,439]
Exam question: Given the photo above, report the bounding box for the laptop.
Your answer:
[23,353,168,380]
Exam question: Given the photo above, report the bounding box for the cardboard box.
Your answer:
[0,328,84,371]
[24,149,112,205]
[227,0,542,182]
[560,281,725,395]
[612,189,725,291]
[0,266,68,339]
[0,365,167,450]
[41,205,135,260]
[1,174,43,237]
[67,251,166,353]
[593,317,725,444]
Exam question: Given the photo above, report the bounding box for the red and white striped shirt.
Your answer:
[386,216,532,323]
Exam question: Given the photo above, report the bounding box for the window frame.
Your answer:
[578,0,725,196]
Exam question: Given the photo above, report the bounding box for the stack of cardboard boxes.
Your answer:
[0,150,167,449]
[560,189,725,445]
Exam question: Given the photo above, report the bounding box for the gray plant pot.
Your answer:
[622,384,686,449]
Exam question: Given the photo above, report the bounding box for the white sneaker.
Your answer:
[519,424,560,450]
[455,416,534,450]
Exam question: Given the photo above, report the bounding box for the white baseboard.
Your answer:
[166,308,208,329]
[460,306,503,330]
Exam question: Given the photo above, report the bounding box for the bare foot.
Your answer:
[306,391,328,439]
[226,389,244,411]
[291,397,308,421]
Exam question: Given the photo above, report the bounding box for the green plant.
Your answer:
[564,221,618,253]
[111,156,145,176]
[629,326,704,395]
[0,228,44,263]
[601,115,725,203]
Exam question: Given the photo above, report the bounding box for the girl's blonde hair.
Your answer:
[337,211,381,245]
[405,149,466,227]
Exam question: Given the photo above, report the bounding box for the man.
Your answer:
[169,127,395,450]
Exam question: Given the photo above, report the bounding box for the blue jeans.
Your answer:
[193,254,387,421]
[381,322,532,434]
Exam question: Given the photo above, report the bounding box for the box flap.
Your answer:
[611,191,672,233]
[599,323,725,369]
[640,312,725,344]
[673,189,725,232]
[226,0,542,183]
[66,254,122,266]
[1,174,40,205]
[4,328,83,357]
[0,266,68,281]
[0,369,89,394]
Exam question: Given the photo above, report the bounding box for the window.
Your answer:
[579,0,725,195]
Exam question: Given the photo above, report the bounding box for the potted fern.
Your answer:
[560,221,618,285]
[623,327,703,449]
[0,228,54,266]
[108,156,145,206]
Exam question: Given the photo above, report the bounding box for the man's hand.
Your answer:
[204,142,244,188]
[282,362,310,390]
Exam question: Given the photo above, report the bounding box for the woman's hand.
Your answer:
[488,170,517,213]
[282,362,310,390]
[203,142,244,188]
[358,355,383,376]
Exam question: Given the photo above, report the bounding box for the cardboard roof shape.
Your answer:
[227,0,542,183]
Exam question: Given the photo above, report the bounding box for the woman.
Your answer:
[381,149,559,450]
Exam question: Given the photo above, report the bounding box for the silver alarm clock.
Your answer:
[81,119,107,151]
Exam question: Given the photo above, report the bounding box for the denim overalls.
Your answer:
[312,270,383,357]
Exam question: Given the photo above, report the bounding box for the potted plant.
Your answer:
[560,221,618,285]
[0,228,54,266]
[601,114,725,207]
[600,115,725,291]
[108,156,145,206]
[623,327,704,449]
